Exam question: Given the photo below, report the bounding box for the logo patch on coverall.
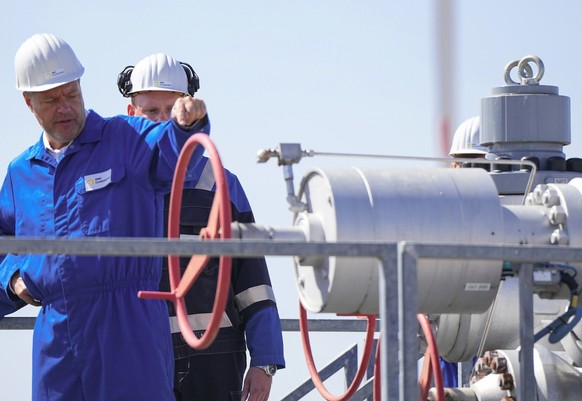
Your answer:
[84,169,112,192]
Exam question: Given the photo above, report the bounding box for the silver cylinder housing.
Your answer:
[293,167,505,314]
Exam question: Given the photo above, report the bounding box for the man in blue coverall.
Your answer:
[117,53,285,401]
[0,33,210,401]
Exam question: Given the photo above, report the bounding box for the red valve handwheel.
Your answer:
[299,303,377,401]
[139,133,232,350]
[418,314,444,401]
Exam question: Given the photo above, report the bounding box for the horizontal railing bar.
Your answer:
[403,242,582,262]
[0,237,393,258]
[0,237,581,262]
[0,317,380,332]
[280,319,381,332]
[0,317,35,330]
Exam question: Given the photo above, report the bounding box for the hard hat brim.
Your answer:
[128,87,189,97]
[450,149,488,157]
[17,71,84,93]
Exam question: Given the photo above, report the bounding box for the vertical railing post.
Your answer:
[399,242,418,401]
[517,262,536,400]
[379,244,400,401]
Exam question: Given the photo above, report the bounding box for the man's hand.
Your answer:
[10,272,41,306]
[241,367,272,401]
[172,97,207,128]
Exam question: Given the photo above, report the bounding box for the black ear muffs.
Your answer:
[180,61,200,96]
[117,66,134,97]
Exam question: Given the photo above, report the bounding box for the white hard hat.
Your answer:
[15,33,84,92]
[127,53,190,96]
[449,116,488,157]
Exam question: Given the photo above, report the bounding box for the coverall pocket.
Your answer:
[75,165,126,235]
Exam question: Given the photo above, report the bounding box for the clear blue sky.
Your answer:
[1,1,582,400]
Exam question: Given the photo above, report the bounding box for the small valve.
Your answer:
[256,143,313,212]
[256,143,313,166]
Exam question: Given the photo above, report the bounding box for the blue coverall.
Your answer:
[0,258,24,318]
[161,158,285,400]
[0,110,209,401]
[0,297,21,320]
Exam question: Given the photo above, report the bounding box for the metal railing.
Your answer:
[279,339,378,401]
[0,316,378,400]
[0,317,381,332]
[1,237,581,400]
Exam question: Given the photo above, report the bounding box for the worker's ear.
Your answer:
[127,103,136,116]
[23,92,34,112]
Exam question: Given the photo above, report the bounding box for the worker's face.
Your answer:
[128,91,184,122]
[24,80,86,150]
